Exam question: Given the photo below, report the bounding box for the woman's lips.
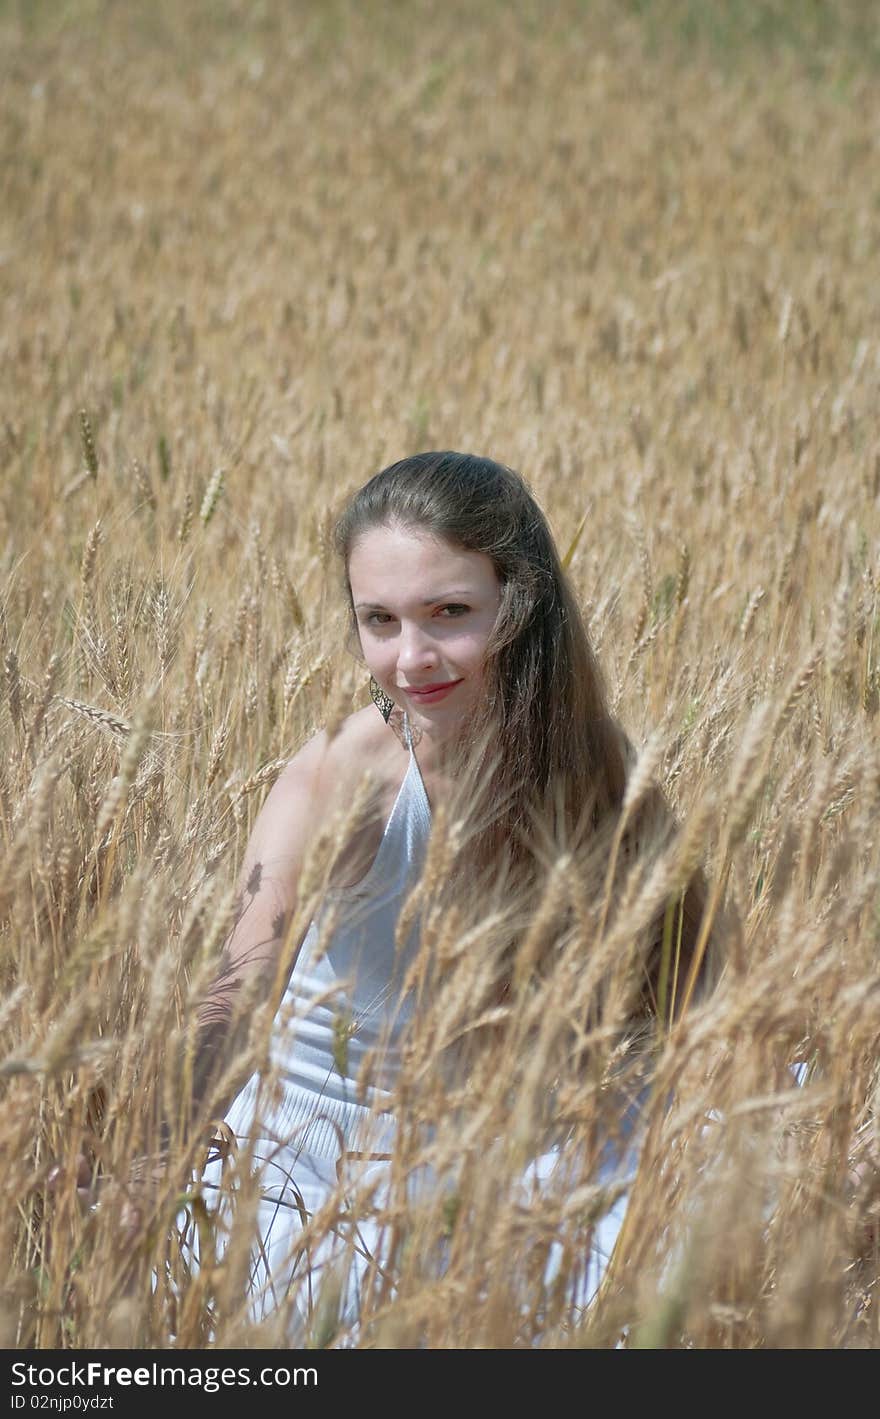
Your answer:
[402,679,463,703]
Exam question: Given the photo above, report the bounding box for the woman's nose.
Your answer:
[396,621,439,673]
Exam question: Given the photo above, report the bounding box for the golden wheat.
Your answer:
[2,0,879,1350]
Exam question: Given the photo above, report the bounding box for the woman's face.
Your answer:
[348,522,503,738]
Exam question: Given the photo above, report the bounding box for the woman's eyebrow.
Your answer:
[355,590,475,610]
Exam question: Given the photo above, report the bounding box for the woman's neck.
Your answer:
[404,709,491,785]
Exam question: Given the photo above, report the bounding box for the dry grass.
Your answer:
[1,0,879,1348]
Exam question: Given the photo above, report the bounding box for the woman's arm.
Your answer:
[190,730,331,1121]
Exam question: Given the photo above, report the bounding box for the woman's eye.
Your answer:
[364,605,469,626]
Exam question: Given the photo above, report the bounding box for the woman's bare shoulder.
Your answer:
[279,705,403,806]
[233,707,409,907]
[240,709,391,871]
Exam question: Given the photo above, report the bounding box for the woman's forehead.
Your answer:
[349,524,496,584]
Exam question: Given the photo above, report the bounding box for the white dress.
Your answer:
[195,712,643,1339]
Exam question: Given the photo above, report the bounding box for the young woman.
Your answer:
[190,451,713,1338]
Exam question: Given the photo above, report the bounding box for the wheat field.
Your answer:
[2,0,879,1349]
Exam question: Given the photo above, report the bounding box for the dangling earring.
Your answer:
[369,674,394,723]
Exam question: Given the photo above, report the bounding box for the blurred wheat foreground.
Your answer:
[1,0,880,1348]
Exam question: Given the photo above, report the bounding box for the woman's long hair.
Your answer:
[333,452,712,1023]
